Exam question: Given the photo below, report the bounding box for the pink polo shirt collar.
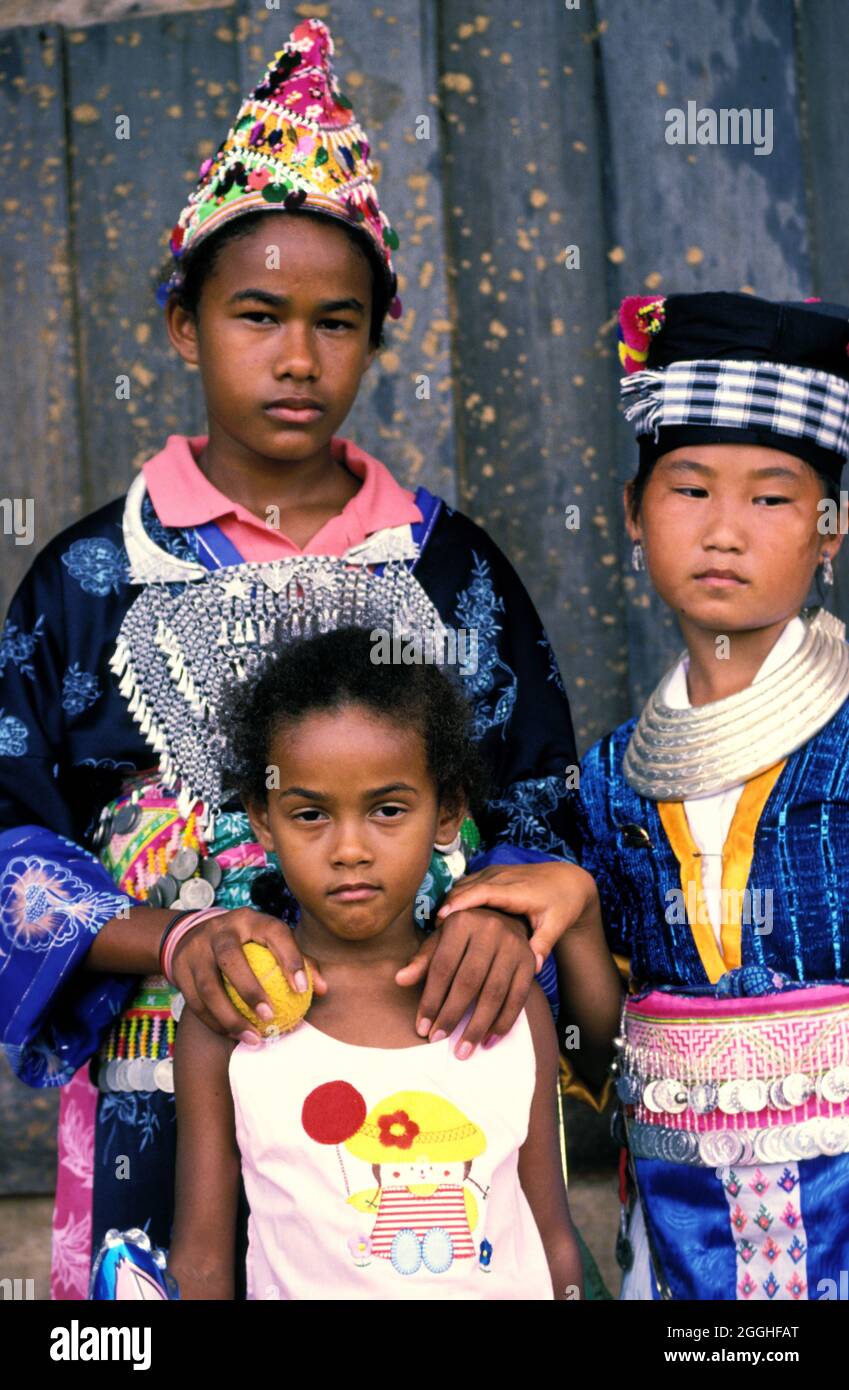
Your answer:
[142,433,422,562]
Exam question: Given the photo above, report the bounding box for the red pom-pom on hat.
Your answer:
[618,295,667,374]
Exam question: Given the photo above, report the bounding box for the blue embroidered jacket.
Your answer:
[573,698,849,989]
[0,484,578,1085]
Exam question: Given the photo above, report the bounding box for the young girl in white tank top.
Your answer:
[167,627,584,1300]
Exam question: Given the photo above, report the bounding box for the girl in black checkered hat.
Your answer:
[440,291,849,1301]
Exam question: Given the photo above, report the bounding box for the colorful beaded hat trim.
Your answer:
[158,17,402,318]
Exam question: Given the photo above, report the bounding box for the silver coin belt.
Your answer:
[614,1040,849,1167]
[626,1114,849,1167]
[94,793,213,1094]
[92,796,223,910]
[98,1050,177,1098]
[93,836,215,1093]
[95,981,183,1098]
[92,766,272,1092]
[92,795,217,1094]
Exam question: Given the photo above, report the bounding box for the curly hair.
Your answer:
[217,626,490,822]
[156,207,394,350]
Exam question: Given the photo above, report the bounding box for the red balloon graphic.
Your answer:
[302,1080,367,1145]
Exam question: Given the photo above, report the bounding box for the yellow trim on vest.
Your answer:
[558,1052,614,1113]
[657,760,786,984]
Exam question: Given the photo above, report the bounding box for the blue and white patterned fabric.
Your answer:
[628,1153,849,1302]
[621,358,849,461]
[0,825,133,1087]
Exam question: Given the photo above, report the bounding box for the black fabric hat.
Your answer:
[647,292,849,379]
[619,292,849,482]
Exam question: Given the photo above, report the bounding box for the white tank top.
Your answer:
[229,1006,554,1300]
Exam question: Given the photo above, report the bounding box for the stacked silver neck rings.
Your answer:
[623,607,849,801]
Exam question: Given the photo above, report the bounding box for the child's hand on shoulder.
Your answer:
[438,859,599,968]
[394,879,555,1059]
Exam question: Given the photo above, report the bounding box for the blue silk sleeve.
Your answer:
[0,825,134,1086]
[0,555,133,1086]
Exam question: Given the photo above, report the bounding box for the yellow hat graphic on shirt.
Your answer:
[344,1090,486,1164]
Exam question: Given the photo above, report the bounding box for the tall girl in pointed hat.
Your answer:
[0,17,605,1298]
[439,289,849,1300]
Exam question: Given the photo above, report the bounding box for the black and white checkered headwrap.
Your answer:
[620,358,849,463]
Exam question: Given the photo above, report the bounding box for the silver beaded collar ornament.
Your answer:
[623,607,849,800]
[110,473,447,834]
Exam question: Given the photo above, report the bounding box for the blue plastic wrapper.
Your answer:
[89,1227,180,1301]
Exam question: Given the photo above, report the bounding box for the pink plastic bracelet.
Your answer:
[161,906,229,986]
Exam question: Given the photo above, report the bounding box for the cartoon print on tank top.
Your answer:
[301,1082,493,1277]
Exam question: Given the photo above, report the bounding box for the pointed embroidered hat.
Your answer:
[158,16,402,317]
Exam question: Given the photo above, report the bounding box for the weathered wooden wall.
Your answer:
[1,0,847,1190]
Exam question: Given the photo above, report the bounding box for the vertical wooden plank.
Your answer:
[595,0,813,708]
[436,0,631,750]
[797,0,849,300]
[235,2,458,501]
[0,23,84,617]
[64,7,239,499]
[795,0,849,624]
[0,22,70,1193]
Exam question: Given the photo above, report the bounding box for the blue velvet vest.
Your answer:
[576,693,849,989]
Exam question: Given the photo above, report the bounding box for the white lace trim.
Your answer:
[121,470,419,584]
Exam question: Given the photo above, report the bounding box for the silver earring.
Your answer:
[434,831,466,881]
[632,540,645,572]
[822,553,835,587]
